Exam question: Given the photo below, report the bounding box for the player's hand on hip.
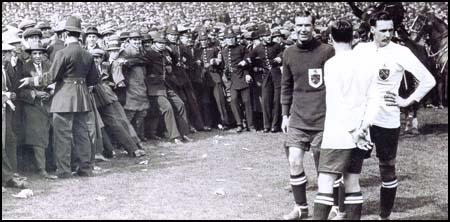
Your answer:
[384,91,411,107]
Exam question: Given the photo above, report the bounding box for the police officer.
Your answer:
[19,16,100,178]
[198,32,232,129]
[220,28,255,133]
[244,29,284,133]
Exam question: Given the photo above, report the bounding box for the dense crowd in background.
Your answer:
[2,2,448,37]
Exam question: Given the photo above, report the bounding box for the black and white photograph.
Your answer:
[2,2,448,220]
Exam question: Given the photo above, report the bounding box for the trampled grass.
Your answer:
[2,108,448,220]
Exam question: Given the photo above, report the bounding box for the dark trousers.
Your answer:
[148,90,190,140]
[230,87,253,127]
[53,112,92,175]
[193,82,212,128]
[31,145,46,172]
[213,83,231,126]
[125,109,147,140]
[175,84,205,130]
[99,102,138,153]
[4,108,17,172]
[261,76,281,129]
[2,108,14,184]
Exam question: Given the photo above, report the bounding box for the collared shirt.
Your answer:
[33,62,42,76]
[353,41,436,128]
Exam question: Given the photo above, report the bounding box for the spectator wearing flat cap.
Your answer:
[141,33,153,51]
[119,31,150,142]
[90,48,146,158]
[84,26,102,54]
[220,28,255,132]
[16,41,57,179]
[47,22,66,63]
[18,19,36,31]
[130,31,193,144]
[18,16,100,178]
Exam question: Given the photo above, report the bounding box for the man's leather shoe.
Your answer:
[173,138,184,144]
[39,170,58,180]
[236,125,244,133]
[6,178,28,189]
[271,127,280,133]
[183,135,194,142]
[136,142,146,150]
[57,172,73,179]
[202,126,212,131]
[248,127,257,133]
[263,128,270,133]
[77,170,94,177]
[133,149,146,157]
[282,205,309,220]
[148,135,162,140]
[95,154,110,162]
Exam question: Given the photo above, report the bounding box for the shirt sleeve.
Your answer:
[280,49,293,116]
[399,46,436,104]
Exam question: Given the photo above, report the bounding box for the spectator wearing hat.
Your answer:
[16,41,57,179]
[245,28,284,133]
[119,31,150,142]
[84,26,102,54]
[2,43,29,190]
[90,48,145,158]
[2,42,28,184]
[220,28,255,133]
[141,33,153,51]
[131,32,193,144]
[19,16,100,178]
[18,19,36,31]
[105,40,144,146]
[47,22,66,62]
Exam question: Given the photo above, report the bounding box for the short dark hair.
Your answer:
[369,11,393,27]
[67,31,81,38]
[330,19,353,43]
[295,10,315,25]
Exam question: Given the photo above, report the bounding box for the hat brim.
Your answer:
[106,47,121,51]
[64,26,83,33]
[86,32,101,37]
[25,48,46,53]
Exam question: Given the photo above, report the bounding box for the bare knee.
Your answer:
[344,173,361,193]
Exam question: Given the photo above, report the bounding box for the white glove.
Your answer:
[238,60,246,66]
[245,74,252,83]
[281,115,289,134]
[10,56,18,67]
[274,57,282,63]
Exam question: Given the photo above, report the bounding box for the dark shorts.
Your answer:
[284,127,322,151]
[369,125,400,162]
[318,148,365,174]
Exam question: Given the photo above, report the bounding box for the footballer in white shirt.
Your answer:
[353,11,436,220]
[312,19,380,220]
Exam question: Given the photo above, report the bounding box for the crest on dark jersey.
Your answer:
[378,68,390,80]
[308,68,323,88]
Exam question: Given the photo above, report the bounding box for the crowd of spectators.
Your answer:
[2,2,448,38]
